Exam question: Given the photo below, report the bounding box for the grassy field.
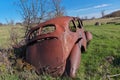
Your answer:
[0,25,25,48]
[78,24,120,80]
[83,17,120,25]
[0,26,11,47]
[0,18,120,80]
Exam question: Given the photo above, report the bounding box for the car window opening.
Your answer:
[40,25,56,35]
[76,20,82,28]
[69,20,76,32]
[29,29,39,40]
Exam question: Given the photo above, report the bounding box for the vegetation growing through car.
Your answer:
[41,25,56,34]
[29,28,39,40]
[28,24,56,40]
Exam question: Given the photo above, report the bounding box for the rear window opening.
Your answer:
[40,25,56,35]
[69,20,76,32]
[28,25,56,40]
[75,20,82,28]
[29,28,39,40]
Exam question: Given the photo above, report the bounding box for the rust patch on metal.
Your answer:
[26,16,92,78]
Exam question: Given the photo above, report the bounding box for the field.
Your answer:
[0,18,120,80]
[0,25,24,48]
[79,23,120,80]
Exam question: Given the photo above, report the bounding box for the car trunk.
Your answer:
[26,37,65,76]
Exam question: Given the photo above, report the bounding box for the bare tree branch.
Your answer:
[51,0,65,17]
[17,0,66,37]
[18,0,50,36]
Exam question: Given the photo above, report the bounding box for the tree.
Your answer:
[0,22,3,26]
[101,10,105,17]
[17,0,65,36]
[91,17,95,20]
[84,16,88,20]
[18,0,49,36]
[51,0,65,17]
[5,18,14,26]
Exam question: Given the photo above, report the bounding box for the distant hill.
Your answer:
[103,10,120,18]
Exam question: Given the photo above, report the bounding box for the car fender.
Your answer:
[85,31,92,42]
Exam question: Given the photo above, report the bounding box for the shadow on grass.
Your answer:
[112,56,120,67]
[115,23,120,25]
[13,45,26,59]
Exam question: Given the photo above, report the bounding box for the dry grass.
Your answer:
[0,25,25,48]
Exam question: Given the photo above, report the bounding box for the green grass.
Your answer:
[77,24,120,80]
[0,26,11,47]
[0,25,25,48]
[83,17,120,25]
[0,22,120,80]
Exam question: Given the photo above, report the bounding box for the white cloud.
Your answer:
[68,4,111,12]
[79,8,120,19]
[67,4,116,19]
[93,4,111,9]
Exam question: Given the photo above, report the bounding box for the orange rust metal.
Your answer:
[26,16,92,78]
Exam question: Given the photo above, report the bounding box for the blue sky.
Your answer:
[0,0,120,23]
[63,0,120,18]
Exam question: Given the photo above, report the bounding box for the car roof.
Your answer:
[30,16,74,30]
[39,16,73,26]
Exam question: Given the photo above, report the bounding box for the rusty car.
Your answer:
[26,16,92,78]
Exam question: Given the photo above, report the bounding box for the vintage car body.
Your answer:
[26,16,92,78]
